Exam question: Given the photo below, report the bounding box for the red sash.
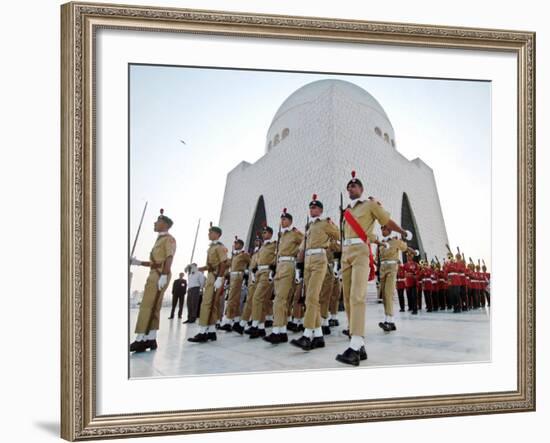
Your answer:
[343,209,376,281]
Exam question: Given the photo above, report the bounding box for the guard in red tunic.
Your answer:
[396,261,406,312]
[421,260,434,312]
[435,260,447,310]
[403,251,420,315]
[445,247,464,313]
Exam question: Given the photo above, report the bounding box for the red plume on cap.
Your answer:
[209,221,213,228]
[283,207,287,213]
[160,208,164,214]
[312,194,317,200]
[351,170,356,178]
[234,235,238,240]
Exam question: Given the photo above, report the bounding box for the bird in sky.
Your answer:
[179,139,186,145]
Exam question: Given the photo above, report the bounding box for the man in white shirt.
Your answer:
[184,263,206,324]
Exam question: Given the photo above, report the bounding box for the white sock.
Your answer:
[388,315,393,323]
[208,325,216,333]
[287,316,292,322]
[221,316,229,325]
[258,322,265,330]
[350,335,365,351]
[198,326,206,333]
[303,328,313,338]
[272,326,280,334]
[331,314,337,320]
[384,315,389,322]
[135,333,145,342]
[145,330,157,340]
[297,318,303,325]
[280,325,287,333]
[322,317,329,326]
[252,320,259,327]
[314,327,323,337]
[266,315,273,321]
[239,320,247,327]
[234,316,240,322]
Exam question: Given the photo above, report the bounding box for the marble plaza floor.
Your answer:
[129,301,491,379]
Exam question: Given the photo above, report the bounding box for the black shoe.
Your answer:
[244,327,252,335]
[412,310,418,315]
[219,323,233,332]
[215,323,221,329]
[207,332,217,341]
[336,348,360,366]
[287,321,297,332]
[263,332,288,344]
[278,333,288,343]
[129,340,147,353]
[232,323,244,335]
[342,329,350,338]
[333,318,340,326]
[387,322,396,331]
[249,327,266,339]
[359,345,368,361]
[265,320,273,328]
[290,335,313,351]
[295,324,305,333]
[427,308,433,312]
[178,315,182,319]
[322,325,331,335]
[312,336,325,349]
[183,319,191,324]
[188,333,209,343]
[168,315,174,319]
[379,321,391,332]
[399,308,405,312]
[328,319,336,327]
[145,339,158,350]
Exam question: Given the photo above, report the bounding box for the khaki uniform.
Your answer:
[342,200,390,336]
[135,234,177,334]
[378,238,407,316]
[302,218,340,329]
[225,251,250,318]
[319,243,337,321]
[252,241,277,323]
[241,251,259,322]
[273,228,303,327]
[198,241,228,327]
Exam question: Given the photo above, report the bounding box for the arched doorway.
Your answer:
[401,192,425,262]
[246,195,267,252]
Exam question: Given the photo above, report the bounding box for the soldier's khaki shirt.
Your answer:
[149,234,176,270]
[303,218,340,250]
[206,241,228,274]
[278,228,304,257]
[231,251,251,272]
[344,199,391,241]
[257,241,277,266]
[379,238,407,261]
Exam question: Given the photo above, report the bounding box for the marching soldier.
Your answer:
[290,194,340,351]
[444,246,463,313]
[376,226,409,332]
[337,171,411,366]
[129,209,176,353]
[396,261,406,312]
[420,260,434,313]
[264,209,303,344]
[248,226,277,339]
[188,224,228,343]
[238,235,262,334]
[219,237,251,332]
[436,259,447,311]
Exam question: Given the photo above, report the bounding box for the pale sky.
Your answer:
[129,64,491,292]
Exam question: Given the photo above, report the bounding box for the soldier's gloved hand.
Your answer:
[130,256,141,266]
[268,271,274,283]
[404,230,413,241]
[214,277,223,290]
[157,274,168,290]
[295,269,302,284]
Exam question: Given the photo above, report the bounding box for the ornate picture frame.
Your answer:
[61,2,535,440]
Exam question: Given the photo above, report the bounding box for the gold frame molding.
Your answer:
[61,2,536,440]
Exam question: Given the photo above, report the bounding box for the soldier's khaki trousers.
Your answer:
[342,243,370,337]
[379,262,398,316]
[241,281,256,322]
[225,273,244,318]
[304,254,328,329]
[135,270,172,334]
[329,276,340,315]
[273,262,296,327]
[252,271,272,322]
[291,281,305,319]
[198,272,220,326]
[319,264,334,320]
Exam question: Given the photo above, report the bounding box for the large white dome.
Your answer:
[268,79,392,133]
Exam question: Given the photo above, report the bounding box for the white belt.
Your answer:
[305,248,325,256]
[230,271,244,276]
[448,272,460,276]
[397,278,405,282]
[257,265,271,271]
[343,238,364,246]
[278,256,296,263]
[381,259,399,264]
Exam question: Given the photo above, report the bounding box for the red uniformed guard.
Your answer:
[403,251,420,315]
[396,262,406,312]
[421,260,434,312]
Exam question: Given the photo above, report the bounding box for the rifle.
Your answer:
[336,192,345,276]
[271,211,284,300]
[298,216,309,306]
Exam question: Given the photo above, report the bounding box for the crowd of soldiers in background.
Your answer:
[378,248,491,315]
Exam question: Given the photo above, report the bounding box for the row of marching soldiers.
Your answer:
[391,248,491,316]
[182,170,415,367]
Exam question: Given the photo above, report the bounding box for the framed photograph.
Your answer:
[61,1,536,440]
